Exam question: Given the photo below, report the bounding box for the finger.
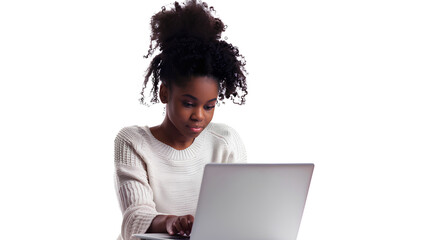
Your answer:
[179,217,190,236]
[188,219,193,232]
[166,222,175,235]
[182,215,194,236]
[173,218,184,235]
[167,216,181,236]
[187,215,194,232]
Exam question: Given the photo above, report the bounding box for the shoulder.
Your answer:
[205,122,243,146]
[205,122,247,163]
[114,126,151,167]
[115,125,150,146]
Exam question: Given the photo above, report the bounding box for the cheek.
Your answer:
[205,109,215,121]
[168,103,188,120]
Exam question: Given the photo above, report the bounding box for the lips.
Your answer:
[187,125,204,133]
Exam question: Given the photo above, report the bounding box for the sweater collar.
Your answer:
[143,123,212,160]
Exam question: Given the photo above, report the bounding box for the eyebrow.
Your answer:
[182,94,217,103]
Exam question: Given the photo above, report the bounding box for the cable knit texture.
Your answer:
[114,122,247,240]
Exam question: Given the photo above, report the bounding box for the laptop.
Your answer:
[133,163,314,240]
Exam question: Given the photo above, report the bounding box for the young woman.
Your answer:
[114,1,248,239]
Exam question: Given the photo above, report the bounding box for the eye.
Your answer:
[204,105,215,111]
[183,102,195,108]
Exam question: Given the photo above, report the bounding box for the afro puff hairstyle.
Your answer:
[141,0,248,105]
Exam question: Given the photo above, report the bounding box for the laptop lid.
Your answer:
[190,163,314,240]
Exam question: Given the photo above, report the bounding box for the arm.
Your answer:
[114,129,159,240]
[115,128,196,238]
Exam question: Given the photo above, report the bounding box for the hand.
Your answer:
[165,214,194,236]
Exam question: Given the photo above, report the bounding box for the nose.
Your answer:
[191,106,204,121]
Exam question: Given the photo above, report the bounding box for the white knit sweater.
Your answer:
[114,122,247,240]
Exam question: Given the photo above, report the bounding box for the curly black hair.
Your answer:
[141,0,248,105]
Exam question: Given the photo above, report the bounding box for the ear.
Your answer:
[159,83,169,104]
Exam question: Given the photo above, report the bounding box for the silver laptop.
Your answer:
[133,163,314,240]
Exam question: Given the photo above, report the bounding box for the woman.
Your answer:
[114,1,248,239]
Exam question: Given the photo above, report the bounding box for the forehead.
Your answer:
[172,76,219,98]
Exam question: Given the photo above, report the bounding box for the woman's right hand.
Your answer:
[165,214,194,236]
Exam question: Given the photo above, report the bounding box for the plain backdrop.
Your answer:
[0,0,427,239]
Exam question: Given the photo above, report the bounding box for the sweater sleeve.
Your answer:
[114,128,159,240]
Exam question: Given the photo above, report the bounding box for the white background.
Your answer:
[1,0,427,239]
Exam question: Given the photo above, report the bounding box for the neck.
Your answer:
[153,117,194,150]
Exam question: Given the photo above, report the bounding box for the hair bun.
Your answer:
[149,0,225,51]
[142,0,248,106]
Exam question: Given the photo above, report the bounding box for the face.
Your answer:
[161,76,219,141]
